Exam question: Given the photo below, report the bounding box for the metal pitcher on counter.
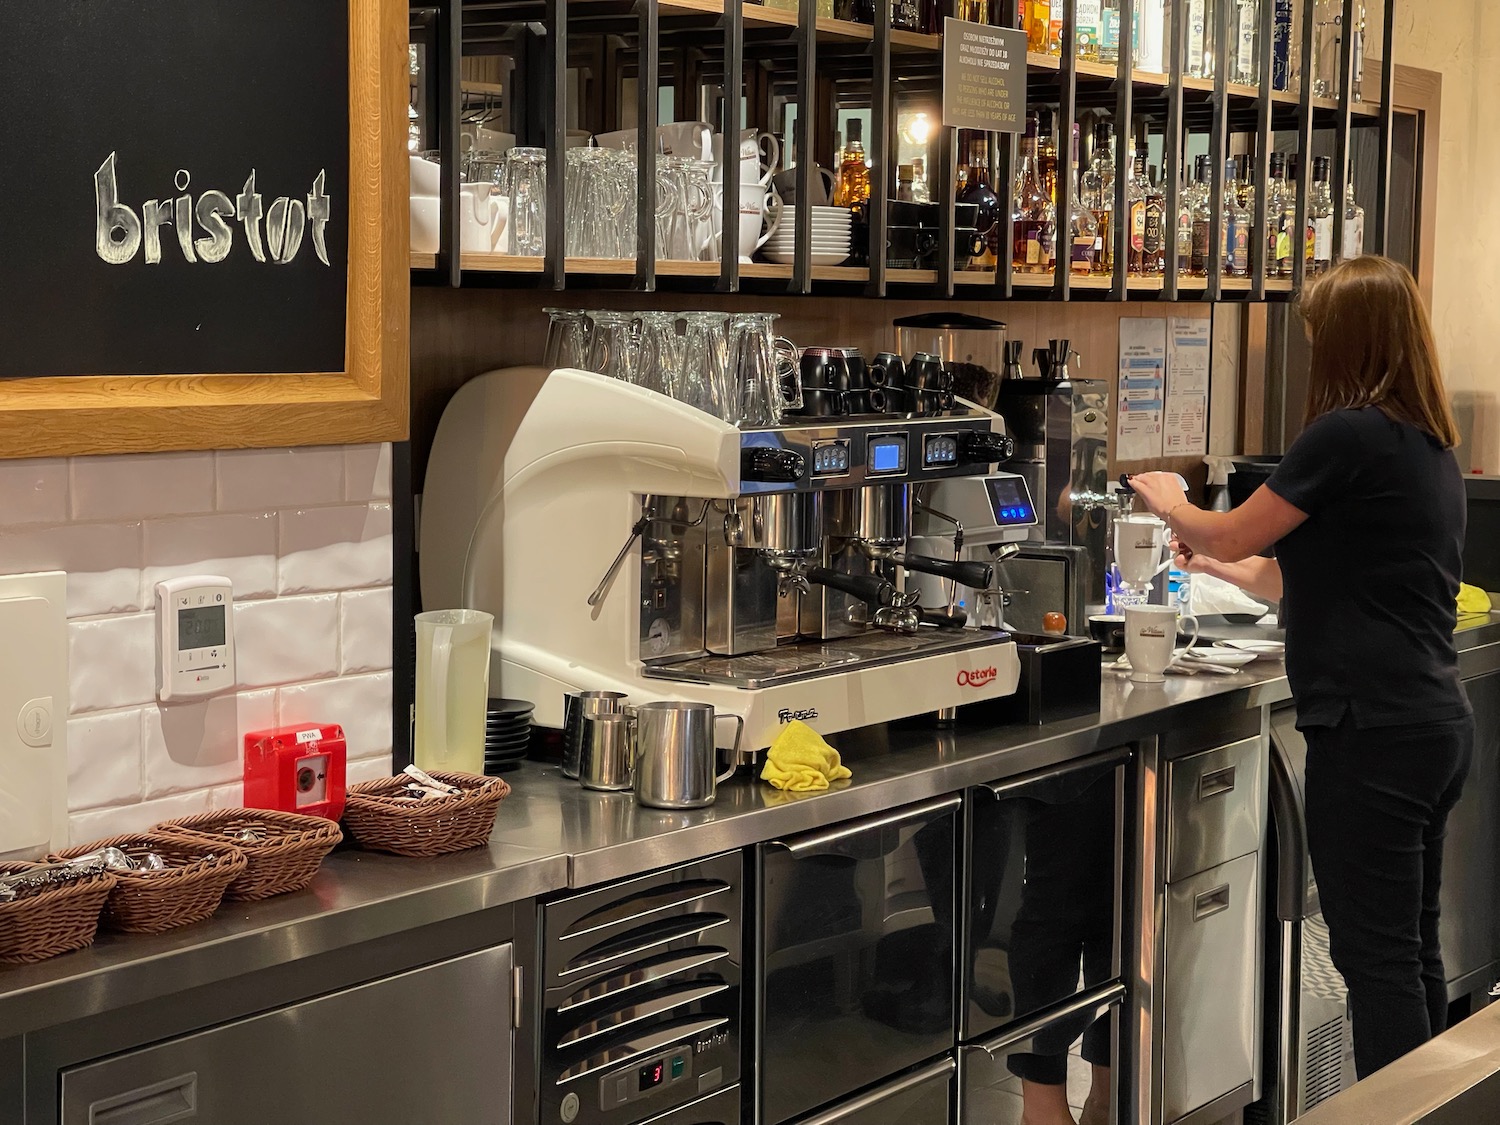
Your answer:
[633,701,744,809]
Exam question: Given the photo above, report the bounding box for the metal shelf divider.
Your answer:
[1292,0,1316,289]
[1162,0,1186,300]
[939,126,957,298]
[1331,0,1356,261]
[1374,0,1397,255]
[635,0,660,290]
[1206,0,1229,301]
[868,0,893,297]
[719,0,745,291]
[794,0,816,293]
[994,0,1020,299]
[1109,0,1136,301]
[1054,0,1078,301]
[544,0,568,289]
[1250,0,1274,300]
[437,0,462,288]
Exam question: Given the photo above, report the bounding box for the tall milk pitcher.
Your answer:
[414,609,494,776]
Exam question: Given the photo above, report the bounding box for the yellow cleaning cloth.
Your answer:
[761,721,853,792]
[1459,583,1493,616]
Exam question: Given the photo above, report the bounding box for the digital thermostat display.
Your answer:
[985,476,1037,525]
[639,1061,665,1092]
[867,435,907,474]
[178,605,226,650]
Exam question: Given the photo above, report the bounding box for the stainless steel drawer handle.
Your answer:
[1198,765,1237,800]
[1193,885,1232,922]
[773,794,961,856]
[89,1073,197,1125]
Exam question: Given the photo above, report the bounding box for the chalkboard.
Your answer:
[0,0,351,378]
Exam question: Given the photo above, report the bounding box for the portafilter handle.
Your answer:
[806,567,896,607]
[893,552,994,590]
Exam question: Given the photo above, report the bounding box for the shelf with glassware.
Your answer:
[406,0,1392,299]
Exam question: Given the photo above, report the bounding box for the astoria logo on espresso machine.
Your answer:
[93,152,333,267]
[957,666,999,687]
[777,707,820,723]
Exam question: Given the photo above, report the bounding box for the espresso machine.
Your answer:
[421,367,1023,758]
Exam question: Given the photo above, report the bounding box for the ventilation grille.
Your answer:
[1303,1014,1348,1108]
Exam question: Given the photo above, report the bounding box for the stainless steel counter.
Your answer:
[4,614,1496,1046]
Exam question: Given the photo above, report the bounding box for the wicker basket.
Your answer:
[343,772,510,857]
[51,834,247,934]
[0,862,117,965]
[156,810,343,901]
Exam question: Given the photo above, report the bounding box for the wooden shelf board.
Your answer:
[461,253,545,272]
[1027,51,1060,72]
[1130,68,1168,88]
[1271,89,1300,106]
[812,265,869,281]
[1265,278,1295,293]
[411,251,438,269]
[741,262,795,279]
[1182,75,1216,94]
[565,257,636,274]
[890,28,942,51]
[887,268,939,284]
[657,260,723,277]
[1225,81,1261,99]
[1076,60,1116,80]
[1220,277,1254,292]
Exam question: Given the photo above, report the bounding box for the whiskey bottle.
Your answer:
[1126,152,1149,275]
[1081,122,1115,273]
[955,0,993,22]
[1342,181,1365,260]
[1176,159,1200,274]
[1144,164,1166,276]
[1025,0,1050,50]
[1235,153,1255,214]
[1037,107,1059,204]
[1068,127,1099,274]
[1308,156,1334,274]
[833,118,870,207]
[1222,159,1250,277]
[1189,155,1213,277]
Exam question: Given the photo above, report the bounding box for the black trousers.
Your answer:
[1304,710,1474,1079]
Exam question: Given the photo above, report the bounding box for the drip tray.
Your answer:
[643,628,1013,690]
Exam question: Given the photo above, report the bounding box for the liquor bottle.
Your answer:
[1068,129,1099,274]
[1185,0,1215,79]
[1235,153,1255,212]
[1081,122,1115,273]
[1037,107,1059,203]
[896,164,917,202]
[1266,151,1292,276]
[911,157,931,203]
[1313,0,1340,98]
[1126,152,1147,275]
[1025,0,1050,50]
[1175,166,1194,275]
[1077,0,1103,60]
[1308,155,1334,274]
[1049,0,1067,54]
[1100,0,1122,63]
[1271,0,1294,92]
[833,118,870,207]
[958,134,1001,270]
[1144,164,1166,276]
[1232,0,1258,86]
[1342,181,1365,259]
[955,0,993,22]
[1351,1,1366,101]
[1223,159,1250,277]
[1013,123,1056,273]
[1134,0,1165,72]
[1189,155,1213,276]
[892,0,923,32]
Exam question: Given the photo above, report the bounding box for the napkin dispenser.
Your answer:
[243,724,347,821]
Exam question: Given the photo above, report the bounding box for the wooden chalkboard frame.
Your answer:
[0,0,408,459]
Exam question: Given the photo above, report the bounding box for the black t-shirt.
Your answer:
[1267,406,1469,729]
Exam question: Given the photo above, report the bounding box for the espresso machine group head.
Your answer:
[422,367,1024,758]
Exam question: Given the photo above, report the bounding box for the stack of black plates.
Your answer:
[485,698,534,774]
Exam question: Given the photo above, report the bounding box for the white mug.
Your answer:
[711,129,780,187]
[709,183,783,261]
[773,165,838,207]
[1124,605,1200,683]
[1115,514,1172,588]
[410,195,440,253]
[658,121,714,161]
[459,185,507,252]
[409,154,441,196]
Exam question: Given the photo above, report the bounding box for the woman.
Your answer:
[1132,255,1472,1080]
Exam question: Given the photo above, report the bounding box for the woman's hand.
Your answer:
[1128,472,1190,523]
[1172,537,1215,575]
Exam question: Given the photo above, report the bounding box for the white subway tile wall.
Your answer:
[0,444,395,843]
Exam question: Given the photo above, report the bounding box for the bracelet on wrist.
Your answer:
[1166,501,1189,523]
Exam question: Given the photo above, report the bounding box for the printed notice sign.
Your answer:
[942,19,1025,133]
[1116,318,1167,462]
[1163,317,1210,455]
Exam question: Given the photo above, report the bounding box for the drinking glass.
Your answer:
[586,311,640,383]
[465,149,510,194]
[657,157,715,261]
[506,146,547,255]
[565,148,636,258]
[729,313,801,427]
[636,311,683,397]
[679,312,733,420]
[543,307,592,370]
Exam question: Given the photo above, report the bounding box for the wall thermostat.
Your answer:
[155,576,236,703]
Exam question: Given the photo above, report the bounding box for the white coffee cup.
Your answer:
[1115,514,1172,588]
[709,182,783,261]
[409,154,441,196]
[410,196,440,253]
[1124,604,1200,683]
[460,185,507,253]
[711,129,780,187]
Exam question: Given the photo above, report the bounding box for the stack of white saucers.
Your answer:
[762,205,853,266]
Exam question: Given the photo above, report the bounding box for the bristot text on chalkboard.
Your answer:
[94,151,333,268]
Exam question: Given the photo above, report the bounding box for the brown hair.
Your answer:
[1299,255,1459,448]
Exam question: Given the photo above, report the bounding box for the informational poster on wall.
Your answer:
[1163,317,1211,456]
[1116,317,1167,461]
[942,19,1026,133]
